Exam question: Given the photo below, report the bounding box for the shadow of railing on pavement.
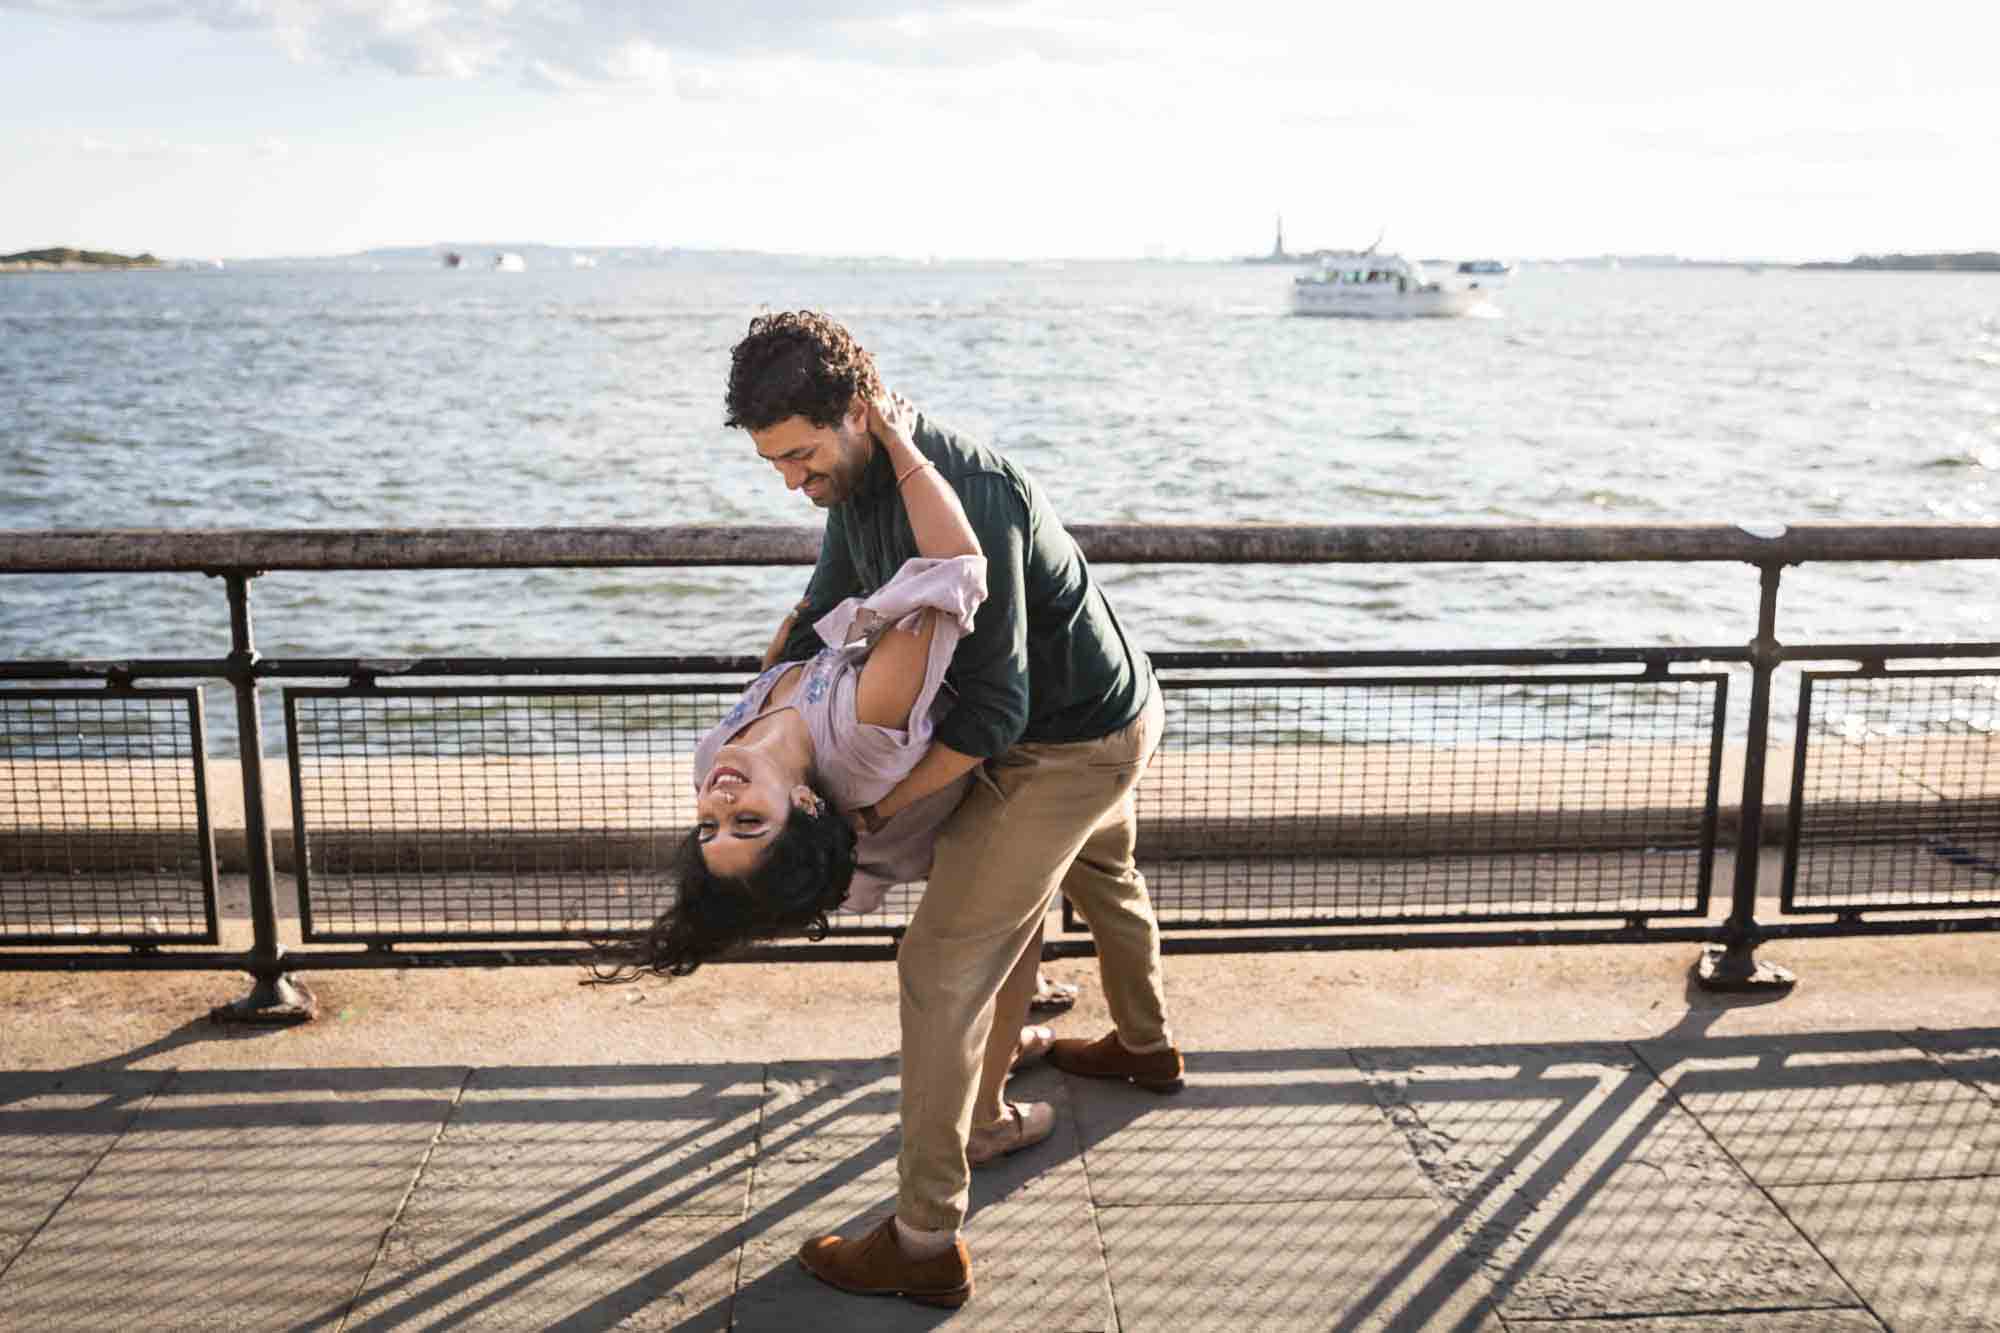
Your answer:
[2,1021,1995,1331]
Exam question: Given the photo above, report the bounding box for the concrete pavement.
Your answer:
[2,914,1997,1330]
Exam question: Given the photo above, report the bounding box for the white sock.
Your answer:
[1117,1029,1175,1055]
[894,1217,959,1260]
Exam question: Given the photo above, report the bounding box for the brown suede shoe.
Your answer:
[796,1217,973,1308]
[1046,1030,1185,1093]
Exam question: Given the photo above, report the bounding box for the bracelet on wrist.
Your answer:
[894,459,934,488]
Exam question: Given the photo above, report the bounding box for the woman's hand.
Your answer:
[867,385,980,559]
[867,391,921,465]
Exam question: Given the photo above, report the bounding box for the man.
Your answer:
[726,310,1182,1307]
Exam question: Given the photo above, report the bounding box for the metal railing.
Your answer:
[4,523,1998,1019]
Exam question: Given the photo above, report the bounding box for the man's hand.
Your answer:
[760,595,814,671]
[867,743,982,827]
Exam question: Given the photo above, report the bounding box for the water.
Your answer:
[3,258,1998,739]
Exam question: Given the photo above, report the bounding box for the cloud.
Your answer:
[68,130,289,160]
[1278,106,1425,134]
[76,132,213,158]
[6,0,1139,90]
[1613,124,1970,165]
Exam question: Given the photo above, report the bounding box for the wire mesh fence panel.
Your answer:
[288,681,945,943]
[290,685,729,941]
[0,688,216,944]
[1127,673,1726,928]
[1785,670,2000,912]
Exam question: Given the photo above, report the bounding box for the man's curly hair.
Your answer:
[724,310,883,431]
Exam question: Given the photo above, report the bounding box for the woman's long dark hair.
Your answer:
[588,796,858,984]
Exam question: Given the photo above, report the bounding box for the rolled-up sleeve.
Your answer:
[776,522,860,665]
[932,475,1031,758]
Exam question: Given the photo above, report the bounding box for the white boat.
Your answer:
[1291,251,1492,318]
[1456,258,1516,282]
[493,252,527,272]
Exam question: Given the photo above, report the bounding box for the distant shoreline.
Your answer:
[1797,251,2000,273]
[8,242,1996,274]
[1245,250,2000,273]
[0,247,161,272]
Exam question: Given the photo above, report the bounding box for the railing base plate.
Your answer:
[1694,942,1797,993]
[209,972,319,1025]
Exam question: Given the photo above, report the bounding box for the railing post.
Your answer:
[1697,559,1797,991]
[208,570,317,1023]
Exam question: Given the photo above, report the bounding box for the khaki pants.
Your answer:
[896,689,1170,1231]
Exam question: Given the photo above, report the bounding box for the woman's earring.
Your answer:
[790,785,825,817]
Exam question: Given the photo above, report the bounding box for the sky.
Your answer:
[3,1,1997,264]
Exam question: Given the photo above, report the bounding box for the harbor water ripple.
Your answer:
[3,258,1998,749]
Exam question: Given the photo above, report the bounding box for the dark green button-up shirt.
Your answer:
[776,413,1150,760]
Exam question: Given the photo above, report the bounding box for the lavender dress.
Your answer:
[691,555,988,911]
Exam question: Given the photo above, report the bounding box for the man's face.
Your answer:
[750,398,873,508]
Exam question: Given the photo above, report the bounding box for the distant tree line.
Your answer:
[1800,252,2000,272]
[0,247,160,267]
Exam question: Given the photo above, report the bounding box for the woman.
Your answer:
[604,392,1055,1164]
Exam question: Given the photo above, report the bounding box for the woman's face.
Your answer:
[696,743,819,877]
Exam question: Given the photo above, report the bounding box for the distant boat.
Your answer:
[493,252,527,272]
[1292,250,1494,318]
[442,251,463,269]
[570,253,598,269]
[1456,259,1516,282]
